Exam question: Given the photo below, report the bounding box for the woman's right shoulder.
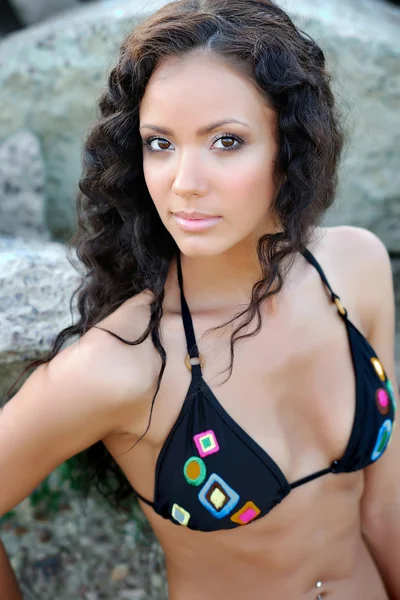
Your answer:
[10,287,159,434]
[79,289,160,401]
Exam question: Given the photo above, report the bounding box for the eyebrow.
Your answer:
[139,118,250,136]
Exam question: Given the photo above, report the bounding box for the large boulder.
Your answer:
[0,0,167,241]
[0,0,399,248]
[0,130,50,240]
[9,0,79,26]
[0,237,80,398]
[286,0,400,251]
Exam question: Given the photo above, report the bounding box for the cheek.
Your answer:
[142,160,168,214]
[220,153,277,221]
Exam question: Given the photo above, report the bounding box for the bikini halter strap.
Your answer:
[176,253,203,375]
[301,248,348,318]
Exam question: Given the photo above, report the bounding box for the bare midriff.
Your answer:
[140,472,388,600]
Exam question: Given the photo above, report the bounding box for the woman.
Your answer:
[1,0,399,598]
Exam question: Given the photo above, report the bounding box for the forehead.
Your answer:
[139,50,275,129]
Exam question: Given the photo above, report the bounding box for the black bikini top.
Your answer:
[135,249,397,532]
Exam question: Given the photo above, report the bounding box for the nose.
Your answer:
[172,150,207,199]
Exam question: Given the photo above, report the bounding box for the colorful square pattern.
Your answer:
[171,503,191,526]
[193,430,220,458]
[230,501,261,525]
[198,473,239,518]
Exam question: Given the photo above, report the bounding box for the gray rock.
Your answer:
[1,493,167,600]
[0,0,399,248]
[283,0,400,250]
[9,0,79,26]
[0,0,167,241]
[0,130,49,240]
[118,591,147,600]
[0,236,80,397]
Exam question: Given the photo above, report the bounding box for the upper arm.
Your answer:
[350,228,400,528]
[0,328,143,517]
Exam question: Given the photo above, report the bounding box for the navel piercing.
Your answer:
[315,581,324,599]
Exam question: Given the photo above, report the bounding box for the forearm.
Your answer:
[0,539,22,600]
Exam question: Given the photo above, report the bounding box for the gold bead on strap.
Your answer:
[185,354,205,371]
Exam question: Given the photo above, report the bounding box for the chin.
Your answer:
[175,236,235,258]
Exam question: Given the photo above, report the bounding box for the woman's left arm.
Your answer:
[357,230,400,600]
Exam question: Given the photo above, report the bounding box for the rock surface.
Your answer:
[0,0,167,241]
[0,130,50,240]
[0,0,399,247]
[284,0,400,251]
[0,489,167,600]
[9,0,79,26]
[0,236,80,397]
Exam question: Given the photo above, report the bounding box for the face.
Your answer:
[139,49,281,258]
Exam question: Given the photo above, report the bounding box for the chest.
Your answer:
[148,294,357,484]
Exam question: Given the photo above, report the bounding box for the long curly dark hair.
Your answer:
[6,0,345,512]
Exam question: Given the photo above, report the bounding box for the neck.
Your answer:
[175,243,270,314]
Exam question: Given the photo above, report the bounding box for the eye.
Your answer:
[141,133,245,153]
[211,133,244,152]
[142,136,173,152]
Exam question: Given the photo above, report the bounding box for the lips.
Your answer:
[172,211,223,232]
[173,210,218,220]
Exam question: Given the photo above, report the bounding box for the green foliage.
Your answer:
[30,457,85,512]
[29,478,64,511]
[3,456,140,527]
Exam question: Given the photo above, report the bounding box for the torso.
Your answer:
[100,226,389,599]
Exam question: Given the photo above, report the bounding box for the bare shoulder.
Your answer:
[319,225,389,270]
[81,289,160,400]
[313,225,393,333]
